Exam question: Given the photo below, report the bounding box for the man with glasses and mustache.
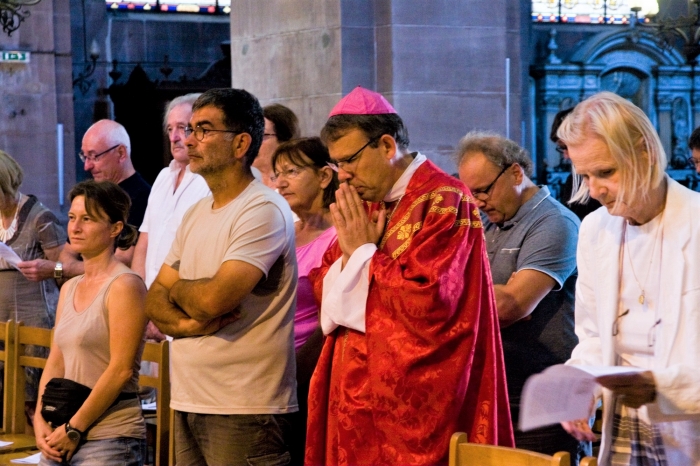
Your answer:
[145,88,297,466]
[18,120,150,281]
[457,132,585,463]
[305,87,513,466]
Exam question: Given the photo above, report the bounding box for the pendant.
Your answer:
[639,293,645,305]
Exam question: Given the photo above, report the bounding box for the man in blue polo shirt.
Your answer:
[457,131,587,463]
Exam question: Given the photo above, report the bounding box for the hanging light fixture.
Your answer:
[630,0,700,64]
[0,0,43,36]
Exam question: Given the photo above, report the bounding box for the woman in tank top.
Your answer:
[35,180,147,465]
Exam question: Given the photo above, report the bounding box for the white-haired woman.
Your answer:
[558,91,700,465]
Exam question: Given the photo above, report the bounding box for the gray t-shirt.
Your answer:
[483,186,580,410]
[165,180,298,415]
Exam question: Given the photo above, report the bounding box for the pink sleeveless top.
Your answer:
[294,227,337,350]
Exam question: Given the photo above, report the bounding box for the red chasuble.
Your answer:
[305,160,514,466]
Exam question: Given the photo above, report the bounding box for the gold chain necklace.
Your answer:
[623,209,664,305]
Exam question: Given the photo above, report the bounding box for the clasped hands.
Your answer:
[330,184,386,267]
[36,421,77,462]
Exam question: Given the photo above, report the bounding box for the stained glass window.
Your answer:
[106,0,230,14]
[532,0,655,24]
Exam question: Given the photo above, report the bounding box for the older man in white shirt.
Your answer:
[132,93,210,289]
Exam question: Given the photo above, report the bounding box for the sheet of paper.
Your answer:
[11,452,42,464]
[519,364,644,431]
[0,440,13,447]
[0,242,21,270]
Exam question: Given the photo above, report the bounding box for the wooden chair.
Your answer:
[168,408,175,466]
[0,323,52,453]
[140,340,170,466]
[449,432,598,466]
[0,321,16,435]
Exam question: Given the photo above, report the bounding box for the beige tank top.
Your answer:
[54,266,146,440]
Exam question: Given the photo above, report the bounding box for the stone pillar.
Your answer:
[229,0,342,138]
[0,0,75,213]
[230,0,526,174]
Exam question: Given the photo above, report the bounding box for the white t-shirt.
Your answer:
[139,161,210,288]
[165,180,298,414]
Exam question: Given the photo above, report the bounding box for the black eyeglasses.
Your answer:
[555,145,567,155]
[472,164,512,201]
[79,144,120,164]
[687,156,700,169]
[78,144,121,163]
[185,126,240,141]
[327,137,378,172]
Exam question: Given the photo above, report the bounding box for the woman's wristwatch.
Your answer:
[65,422,83,442]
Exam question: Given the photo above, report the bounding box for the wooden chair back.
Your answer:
[0,320,16,434]
[168,408,175,466]
[139,340,170,466]
[11,324,52,435]
[449,432,598,466]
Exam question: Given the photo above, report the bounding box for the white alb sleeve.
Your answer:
[320,243,377,335]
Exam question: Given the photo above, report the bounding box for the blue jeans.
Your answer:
[174,410,293,466]
[38,437,146,466]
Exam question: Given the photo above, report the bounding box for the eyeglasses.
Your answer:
[648,318,662,348]
[184,126,239,141]
[472,164,512,201]
[270,165,310,183]
[78,144,120,164]
[327,137,378,172]
[687,156,700,168]
[612,309,630,337]
[613,309,661,347]
[263,133,277,141]
[555,145,567,155]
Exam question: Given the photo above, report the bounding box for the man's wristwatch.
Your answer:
[54,262,63,280]
[65,422,83,443]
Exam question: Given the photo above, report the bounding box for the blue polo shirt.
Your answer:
[483,186,580,415]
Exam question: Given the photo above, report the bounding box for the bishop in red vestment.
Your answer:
[305,87,513,466]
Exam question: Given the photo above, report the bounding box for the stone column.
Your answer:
[230,0,526,173]
[0,0,75,213]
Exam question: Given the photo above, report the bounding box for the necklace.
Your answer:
[622,209,664,305]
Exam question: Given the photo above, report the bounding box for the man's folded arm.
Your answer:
[145,264,187,334]
[169,259,264,321]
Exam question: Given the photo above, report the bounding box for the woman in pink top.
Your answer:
[272,137,337,464]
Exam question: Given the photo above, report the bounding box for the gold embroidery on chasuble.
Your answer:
[396,224,413,240]
[472,400,492,443]
[379,187,479,259]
